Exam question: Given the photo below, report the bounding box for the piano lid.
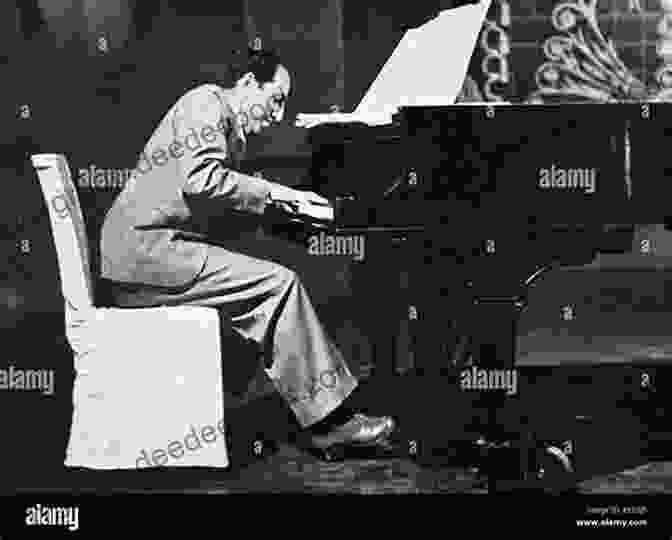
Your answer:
[295,1,493,129]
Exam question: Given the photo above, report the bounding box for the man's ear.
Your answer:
[236,72,257,88]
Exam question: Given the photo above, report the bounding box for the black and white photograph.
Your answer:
[1,0,672,534]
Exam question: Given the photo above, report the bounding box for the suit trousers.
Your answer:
[108,231,358,428]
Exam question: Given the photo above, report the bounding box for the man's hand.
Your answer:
[297,190,334,222]
[269,183,300,204]
[269,184,329,206]
[295,190,331,208]
[269,183,333,222]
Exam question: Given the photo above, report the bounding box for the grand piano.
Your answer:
[287,1,635,372]
[284,1,640,489]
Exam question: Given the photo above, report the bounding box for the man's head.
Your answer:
[231,48,291,135]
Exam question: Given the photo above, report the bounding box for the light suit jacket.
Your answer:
[100,84,275,288]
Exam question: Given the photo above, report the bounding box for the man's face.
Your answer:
[239,65,291,135]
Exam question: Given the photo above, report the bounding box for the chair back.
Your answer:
[31,154,94,312]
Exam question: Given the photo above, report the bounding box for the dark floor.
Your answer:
[7,364,672,495]
[9,444,672,495]
[6,275,672,494]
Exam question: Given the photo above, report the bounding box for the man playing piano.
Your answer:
[99,48,396,459]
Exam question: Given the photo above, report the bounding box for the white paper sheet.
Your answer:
[355,1,492,115]
[295,1,492,128]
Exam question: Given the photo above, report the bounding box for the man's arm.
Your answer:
[174,87,276,216]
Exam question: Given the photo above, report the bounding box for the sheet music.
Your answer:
[355,0,492,115]
[295,1,493,128]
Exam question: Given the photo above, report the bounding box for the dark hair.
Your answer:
[230,47,283,85]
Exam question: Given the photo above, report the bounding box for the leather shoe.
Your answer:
[310,413,396,453]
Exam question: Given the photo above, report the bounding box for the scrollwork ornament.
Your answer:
[527,1,663,103]
[480,1,511,102]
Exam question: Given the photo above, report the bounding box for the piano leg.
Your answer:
[462,278,575,493]
[407,238,473,375]
[350,238,407,378]
[408,286,452,375]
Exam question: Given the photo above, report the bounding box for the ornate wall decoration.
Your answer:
[527,0,672,103]
[656,0,672,97]
[480,1,511,102]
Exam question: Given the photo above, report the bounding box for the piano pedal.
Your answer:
[530,446,576,494]
[470,440,576,493]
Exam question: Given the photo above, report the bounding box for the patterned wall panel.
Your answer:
[476,1,672,102]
